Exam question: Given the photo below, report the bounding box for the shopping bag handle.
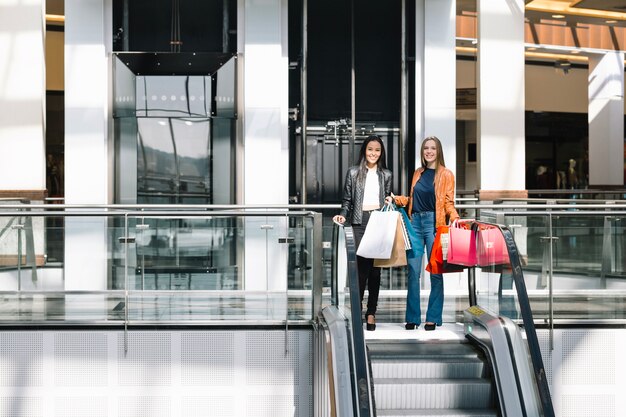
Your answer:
[381,199,396,212]
[450,218,475,228]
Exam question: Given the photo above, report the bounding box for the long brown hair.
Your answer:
[420,136,446,170]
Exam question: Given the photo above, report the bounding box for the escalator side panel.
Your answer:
[321,306,355,417]
[465,306,544,417]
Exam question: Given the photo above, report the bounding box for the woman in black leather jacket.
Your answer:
[333,135,393,330]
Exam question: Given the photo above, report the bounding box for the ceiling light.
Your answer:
[551,14,565,19]
[527,47,537,51]
[605,20,617,24]
[45,14,65,23]
[570,50,580,54]
[554,59,571,75]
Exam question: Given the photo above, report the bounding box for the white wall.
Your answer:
[477,0,526,193]
[0,0,46,191]
[64,0,111,292]
[0,329,313,417]
[242,0,290,291]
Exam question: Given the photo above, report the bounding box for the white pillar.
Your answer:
[477,0,526,198]
[64,0,112,291]
[242,0,289,291]
[588,52,624,186]
[0,0,46,195]
[416,0,457,173]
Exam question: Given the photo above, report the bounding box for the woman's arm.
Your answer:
[443,170,460,222]
[335,169,353,224]
[394,195,409,207]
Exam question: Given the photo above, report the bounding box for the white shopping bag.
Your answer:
[356,210,400,259]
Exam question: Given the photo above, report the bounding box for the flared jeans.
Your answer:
[405,211,444,325]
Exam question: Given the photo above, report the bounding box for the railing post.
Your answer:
[548,213,554,351]
[600,201,616,287]
[330,224,339,307]
[13,223,24,291]
[312,212,323,320]
[124,213,130,353]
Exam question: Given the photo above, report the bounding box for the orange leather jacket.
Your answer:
[394,167,459,228]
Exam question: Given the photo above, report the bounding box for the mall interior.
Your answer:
[0,0,625,416]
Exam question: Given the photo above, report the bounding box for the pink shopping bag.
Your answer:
[447,220,477,267]
[477,227,509,267]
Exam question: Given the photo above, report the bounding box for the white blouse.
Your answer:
[362,167,380,209]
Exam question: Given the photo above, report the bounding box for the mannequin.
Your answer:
[567,159,578,189]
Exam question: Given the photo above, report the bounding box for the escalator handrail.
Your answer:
[330,224,373,417]
[343,226,374,417]
[469,221,555,417]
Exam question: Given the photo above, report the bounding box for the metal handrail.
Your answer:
[0,200,626,211]
[329,223,373,417]
[343,226,373,417]
[0,203,342,211]
[0,209,324,218]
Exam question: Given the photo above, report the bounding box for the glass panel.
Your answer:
[137,76,211,118]
[172,118,211,203]
[128,216,241,291]
[215,57,236,118]
[0,211,325,324]
[552,214,604,276]
[113,56,137,118]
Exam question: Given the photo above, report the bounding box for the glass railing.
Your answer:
[0,204,335,326]
[457,203,626,326]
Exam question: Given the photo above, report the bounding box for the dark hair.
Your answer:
[356,135,387,182]
[420,136,446,170]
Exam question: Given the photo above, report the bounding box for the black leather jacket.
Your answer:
[340,165,393,225]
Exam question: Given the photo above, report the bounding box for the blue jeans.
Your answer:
[406,211,444,325]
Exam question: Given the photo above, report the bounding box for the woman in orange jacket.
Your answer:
[394,136,459,330]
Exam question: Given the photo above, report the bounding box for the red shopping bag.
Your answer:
[447,220,477,267]
[426,225,465,274]
[477,226,509,266]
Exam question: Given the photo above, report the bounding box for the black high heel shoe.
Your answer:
[424,322,436,331]
[405,322,417,330]
[365,314,376,331]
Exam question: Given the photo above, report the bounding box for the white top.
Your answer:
[362,167,380,209]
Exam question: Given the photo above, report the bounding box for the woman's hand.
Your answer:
[384,193,395,205]
[333,215,346,224]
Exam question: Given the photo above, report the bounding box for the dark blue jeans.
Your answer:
[406,211,444,325]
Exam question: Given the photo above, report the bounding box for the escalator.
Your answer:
[321,221,554,417]
[369,339,497,416]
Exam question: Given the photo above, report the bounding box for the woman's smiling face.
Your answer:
[423,139,437,167]
[365,141,382,167]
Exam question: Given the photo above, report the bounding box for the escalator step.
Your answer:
[367,340,483,361]
[372,358,485,379]
[376,409,498,417]
[374,379,493,410]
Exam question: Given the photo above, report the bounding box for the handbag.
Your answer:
[477,226,509,266]
[426,225,465,274]
[356,208,400,259]
[374,214,408,267]
[447,220,477,267]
